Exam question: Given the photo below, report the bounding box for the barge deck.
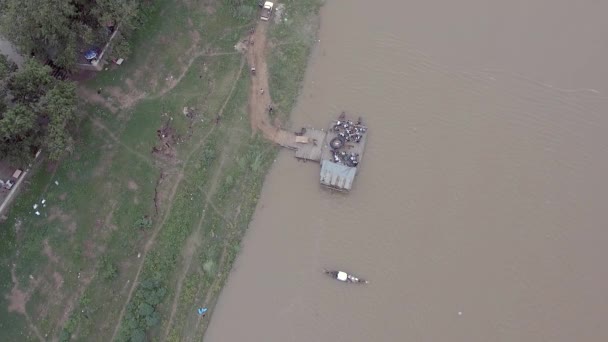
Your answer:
[275,113,368,191]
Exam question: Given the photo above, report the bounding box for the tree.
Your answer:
[0,0,79,67]
[0,55,17,113]
[130,329,146,342]
[8,59,54,102]
[0,0,142,68]
[118,278,167,341]
[0,58,77,165]
[137,303,154,317]
[0,105,38,163]
[41,82,77,160]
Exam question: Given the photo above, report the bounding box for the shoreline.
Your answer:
[200,0,325,336]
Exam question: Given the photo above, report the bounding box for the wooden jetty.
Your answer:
[274,113,368,191]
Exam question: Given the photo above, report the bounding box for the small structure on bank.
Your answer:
[75,25,121,71]
[273,112,368,191]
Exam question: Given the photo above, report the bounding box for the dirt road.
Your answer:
[244,23,288,143]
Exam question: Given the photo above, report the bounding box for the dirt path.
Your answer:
[244,20,307,154]
[87,115,160,168]
[77,87,119,113]
[245,23,284,140]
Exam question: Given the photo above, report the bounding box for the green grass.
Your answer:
[0,0,322,341]
[268,0,323,121]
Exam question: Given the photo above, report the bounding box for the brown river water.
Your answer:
[205,0,608,341]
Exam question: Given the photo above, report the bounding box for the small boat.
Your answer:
[324,270,368,284]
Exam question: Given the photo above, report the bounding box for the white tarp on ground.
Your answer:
[320,160,357,191]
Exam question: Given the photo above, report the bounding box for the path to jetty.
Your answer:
[245,22,300,147]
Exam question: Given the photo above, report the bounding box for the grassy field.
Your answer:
[0,0,321,341]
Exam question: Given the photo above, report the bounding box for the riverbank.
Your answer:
[0,1,322,340]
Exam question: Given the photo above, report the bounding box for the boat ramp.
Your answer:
[271,113,368,191]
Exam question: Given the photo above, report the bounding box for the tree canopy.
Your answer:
[0,0,141,68]
[0,56,77,165]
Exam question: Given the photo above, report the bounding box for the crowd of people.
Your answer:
[331,116,367,143]
[329,114,367,167]
[332,150,360,167]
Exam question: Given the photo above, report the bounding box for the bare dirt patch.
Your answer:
[234,41,248,53]
[6,266,38,315]
[152,119,180,161]
[125,78,137,91]
[163,73,178,93]
[205,3,216,15]
[69,69,97,82]
[6,285,28,314]
[159,35,171,44]
[67,222,77,234]
[106,85,146,110]
[190,30,201,45]
[43,239,60,264]
[77,87,118,113]
[6,266,44,340]
[47,207,71,223]
[128,180,139,190]
[83,240,97,259]
[52,272,64,290]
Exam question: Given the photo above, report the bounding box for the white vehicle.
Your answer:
[260,1,274,21]
[4,169,22,190]
[5,179,14,190]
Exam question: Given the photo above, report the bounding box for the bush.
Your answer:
[135,216,153,230]
[225,0,257,20]
[117,278,167,341]
[98,256,118,281]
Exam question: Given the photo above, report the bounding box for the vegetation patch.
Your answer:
[0,0,322,341]
[0,57,77,165]
[0,0,146,68]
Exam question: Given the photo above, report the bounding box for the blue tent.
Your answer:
[84,49,99,60]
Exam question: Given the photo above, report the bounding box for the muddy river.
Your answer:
[205,0,608,341]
